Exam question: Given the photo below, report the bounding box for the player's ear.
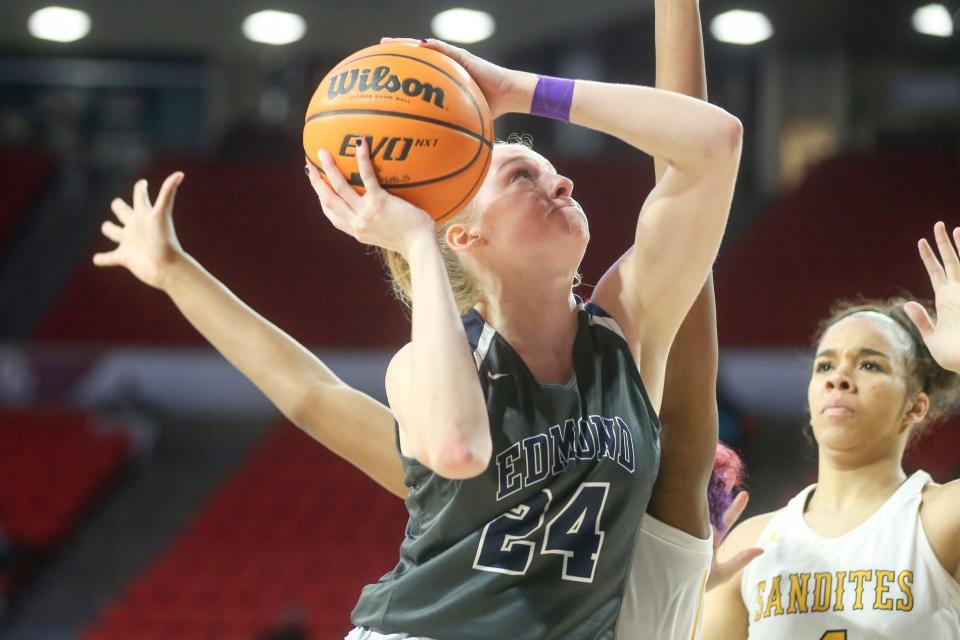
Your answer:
[446,223,483,252]
[901,391,929,432]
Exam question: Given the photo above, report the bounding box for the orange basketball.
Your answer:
[304,42,494,223]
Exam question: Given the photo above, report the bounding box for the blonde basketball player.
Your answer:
[703,221,960,639]
[99,7,742,637]
[305,25,743,634]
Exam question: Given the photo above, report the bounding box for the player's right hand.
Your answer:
[93,172,185,290]
[380,37,533,119]
[307,139,436,257]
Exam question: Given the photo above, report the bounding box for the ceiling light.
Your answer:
[912,4,953,38]
[28,6,91,43]
[430,8,495,44]
[242,10,306,46]
[710,9,773,45]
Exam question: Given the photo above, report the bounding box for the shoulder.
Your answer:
[385,343,414,414]
[588,270,643,349]
[581,298,648,369]
[920,477,960,578]
[920,477,960,523]
[921,476,960,506]
[386,343,413,384]
[582,301,627,339]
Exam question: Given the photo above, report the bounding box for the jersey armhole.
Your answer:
[394,419,422,466]
[917,477,960,606]
[641,512,713,554]
[583,300,628,342]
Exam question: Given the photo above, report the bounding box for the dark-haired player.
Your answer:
[705,222,960,639]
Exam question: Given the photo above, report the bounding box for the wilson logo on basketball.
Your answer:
[327,66,446,108]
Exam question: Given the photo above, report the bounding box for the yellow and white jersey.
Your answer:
[741,471,960,639]
[618,513,713,639]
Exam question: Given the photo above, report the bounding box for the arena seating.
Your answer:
[82,422,407,640]
[716,151,960,345]
[0,147,54,253]
[906,417,960,484]
[35,157,410,346]
[34,155,654,347]
[37,150,959,349]
[0,409,130,601]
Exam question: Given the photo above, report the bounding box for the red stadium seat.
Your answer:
[716,151,960,346]
[0,147,55,251]
[83,423,407,639]
[36,155,655,348]
[0,409,130,550]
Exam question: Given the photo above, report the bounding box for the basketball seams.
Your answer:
[303,121,490,218]
[305,44,494,221]
[304,109,492,147]
[321,51,490,143]
[305,120,488,189]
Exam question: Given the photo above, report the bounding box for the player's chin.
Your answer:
[549,207,589,237]
[810,420,867,450]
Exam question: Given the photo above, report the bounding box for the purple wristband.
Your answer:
[530,75,575,122]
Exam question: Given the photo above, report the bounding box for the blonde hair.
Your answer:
[381,198,482,314]
[382,135,585,315]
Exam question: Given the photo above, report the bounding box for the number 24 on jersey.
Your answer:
[473,482,609,583]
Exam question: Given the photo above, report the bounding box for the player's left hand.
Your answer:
[706,491,763,592]
[92,172,186,290]
[306,139,436,257]
[380,37,533,119]
[905,221,960,374]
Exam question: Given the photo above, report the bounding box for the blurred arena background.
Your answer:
[0,1,958,638]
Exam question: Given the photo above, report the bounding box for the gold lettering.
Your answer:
[754,581,767,622]
[833,570,846,611]
[897,571,914,612]
[786,573,810,614]
[848,569,872,610]
[874,570,895,610]
[812,572,833,612]
[764,575,785,617]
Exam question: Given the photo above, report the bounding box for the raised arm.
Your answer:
[94,173,406,497]
[908,222,960,583]
[643,0,717,542]
[308,141,491,480]
[584,74,741,410]
[409,37,741,412]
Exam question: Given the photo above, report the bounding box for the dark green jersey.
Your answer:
[352,302,661,639]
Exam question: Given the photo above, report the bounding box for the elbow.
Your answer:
[421,427,492,480]
[724,113,744,155]
[706,112,743,162]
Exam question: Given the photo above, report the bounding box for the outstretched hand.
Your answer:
[92,172,185,290]
[306,138,435,256]
[706,491,764,592]
[380,37,532,119]
[905,221,960,374]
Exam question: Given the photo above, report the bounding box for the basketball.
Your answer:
[304,42,494,223]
